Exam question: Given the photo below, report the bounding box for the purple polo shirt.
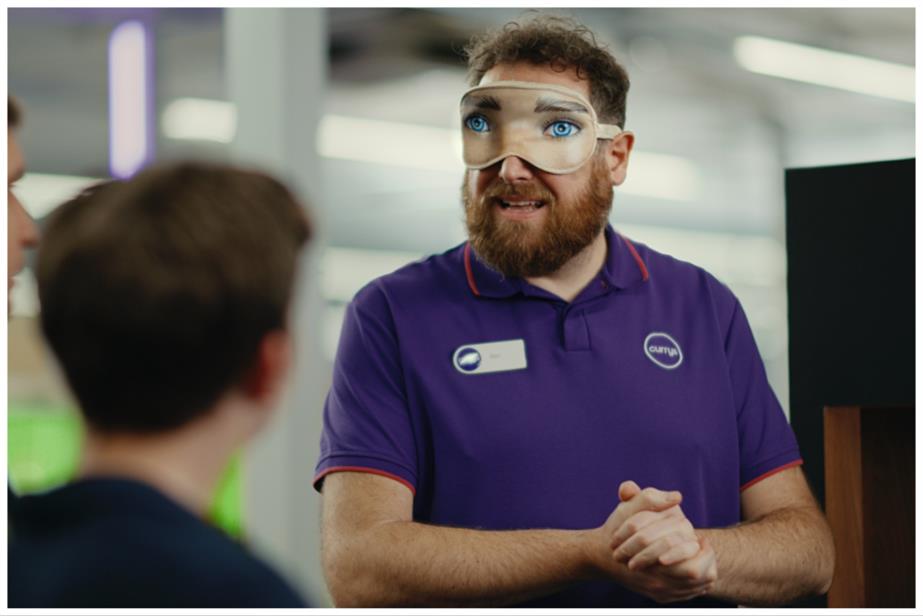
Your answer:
[314,225,802,608]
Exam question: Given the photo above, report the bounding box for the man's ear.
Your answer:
[241,329,293,404]
[603,130,635,186]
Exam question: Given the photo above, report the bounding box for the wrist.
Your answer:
[577,527,610,581]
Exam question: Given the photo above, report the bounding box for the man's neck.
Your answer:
[525,229,608,303]
[79,412,239,517]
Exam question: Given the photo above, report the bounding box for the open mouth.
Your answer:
[495,198,546,213]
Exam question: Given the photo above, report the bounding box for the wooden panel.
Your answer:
[861,409,915,607]
[824,406,864,607]
[825,406,915,607]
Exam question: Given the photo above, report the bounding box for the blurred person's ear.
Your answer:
[240,329,294,414]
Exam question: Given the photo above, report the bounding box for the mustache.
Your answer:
[481,179,556,204]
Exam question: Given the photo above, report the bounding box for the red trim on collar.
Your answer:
[621,236,650,282]
[464,243,481,296]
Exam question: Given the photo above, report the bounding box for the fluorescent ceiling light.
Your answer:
[162,98,237,143]
[13,173,102,220]
[617,223,785,288]
[108,21,151,178]
[621,151,701,202]
[321,246,423,303]
[318,114,463,173]
[734,35,914,103]
[163,99,700,200]
[162,100,461,169]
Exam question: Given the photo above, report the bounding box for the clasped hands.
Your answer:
[592,480,717,603]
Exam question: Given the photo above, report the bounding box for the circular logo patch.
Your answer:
[643,332,683,370]
[454,347,482,372]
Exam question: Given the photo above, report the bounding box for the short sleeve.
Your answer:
[724,299,803,490]
[313,282,418,494]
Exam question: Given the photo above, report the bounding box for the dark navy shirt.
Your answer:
[315,225,801,607]
[9,477,307,608]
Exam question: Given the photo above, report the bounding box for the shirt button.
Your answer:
[600,281,608,289]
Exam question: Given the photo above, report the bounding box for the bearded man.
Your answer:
[314,15,834,608]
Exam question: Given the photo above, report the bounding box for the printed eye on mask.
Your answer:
[460,81,623,175]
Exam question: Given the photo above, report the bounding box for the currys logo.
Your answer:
[643,332,683,370]
[454,347,482,372]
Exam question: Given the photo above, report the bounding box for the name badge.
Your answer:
[453,339,527,375]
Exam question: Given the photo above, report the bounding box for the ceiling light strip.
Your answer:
[734,35,914,103]
[108,20,154,178]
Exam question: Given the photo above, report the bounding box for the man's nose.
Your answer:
[498,155,536,184]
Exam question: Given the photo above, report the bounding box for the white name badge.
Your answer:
[453,339,528,375]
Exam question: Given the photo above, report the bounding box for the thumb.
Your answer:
[618,480,641,502]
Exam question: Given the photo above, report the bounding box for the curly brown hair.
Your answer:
[464,14,630,128]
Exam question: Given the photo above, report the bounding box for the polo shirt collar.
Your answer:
[463,242,522,298]
[600,224,650,290]
[463,224,649,298]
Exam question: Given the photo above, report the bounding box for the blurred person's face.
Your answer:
[462,62,633,278]
[8,132,39,310]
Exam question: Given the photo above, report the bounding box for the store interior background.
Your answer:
[8,7,914,605]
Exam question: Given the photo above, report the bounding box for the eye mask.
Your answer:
[460,80,622,174]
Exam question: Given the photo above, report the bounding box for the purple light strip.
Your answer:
[107,20,154,178]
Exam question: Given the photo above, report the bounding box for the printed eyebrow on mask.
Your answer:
[533,98,590,114]
[462,95,502,111]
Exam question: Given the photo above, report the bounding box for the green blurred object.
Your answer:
[210,452,243,538]
[8,402,243,537]
[8,403,81,494]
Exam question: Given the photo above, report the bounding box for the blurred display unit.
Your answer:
[785,158,914,608]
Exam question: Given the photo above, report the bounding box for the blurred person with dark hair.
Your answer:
[315,14,833,608]
[7,96,40,313]
[9,161,312,608]
[8,95,41,520]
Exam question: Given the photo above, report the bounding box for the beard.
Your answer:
[462,154,613,278]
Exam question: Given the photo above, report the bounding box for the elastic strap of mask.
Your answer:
[597,124,622,139]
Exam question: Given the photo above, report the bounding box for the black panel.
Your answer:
[786,158,915,504]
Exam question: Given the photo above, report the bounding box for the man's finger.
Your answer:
[636,486,682,510]
[614,515,691,564]
[656,539,701,566]
[661,538,716,582]
[618,480,641,502]
[614,488,682,530]
[609,509,660,550]
[611,509,678,556]
[627,533,698,570]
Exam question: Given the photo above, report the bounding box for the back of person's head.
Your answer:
[464,13,631,127]
[37,161,312,434]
